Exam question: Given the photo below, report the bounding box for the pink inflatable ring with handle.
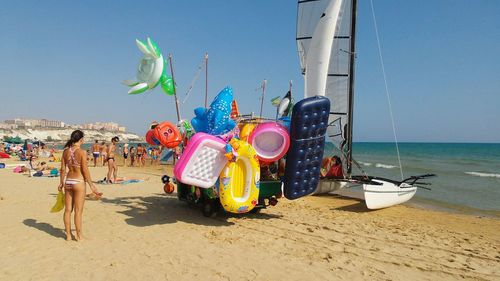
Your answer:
[249,122,290,163]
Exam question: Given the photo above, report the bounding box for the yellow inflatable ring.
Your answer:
[219,139,260,213]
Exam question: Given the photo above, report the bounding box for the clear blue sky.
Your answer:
[0,0,498,142]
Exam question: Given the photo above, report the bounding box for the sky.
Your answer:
[0,0,499,142]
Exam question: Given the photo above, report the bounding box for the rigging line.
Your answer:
[181,57,205,104]
[370,0,404,180]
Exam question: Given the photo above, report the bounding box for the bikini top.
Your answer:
[66,147,81,168]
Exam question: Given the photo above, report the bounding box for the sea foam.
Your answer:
[375,163,398,169]
[465,172,500,178]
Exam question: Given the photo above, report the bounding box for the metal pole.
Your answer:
[346,0,358,175]
[204,52,208,108]
[259,79,266,117]
[168,54,182,122]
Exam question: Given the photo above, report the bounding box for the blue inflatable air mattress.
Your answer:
[283,96,330,200]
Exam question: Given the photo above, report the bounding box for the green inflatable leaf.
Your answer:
[161,75,175,95]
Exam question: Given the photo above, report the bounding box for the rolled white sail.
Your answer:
[297,0,354,171]
[304,0,343,98]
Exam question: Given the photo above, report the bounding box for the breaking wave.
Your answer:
[465,172,500,178]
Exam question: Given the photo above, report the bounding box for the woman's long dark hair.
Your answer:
[65,130,84,148]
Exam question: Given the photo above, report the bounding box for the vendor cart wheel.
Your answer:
[249,207,261,214]
[202,201,219,217]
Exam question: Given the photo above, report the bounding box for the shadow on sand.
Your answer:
[23,218,66,239]
[312,194,378,213]
[331,201,378,213]
[100,193,282,228]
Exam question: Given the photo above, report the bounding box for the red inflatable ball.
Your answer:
[163,182,174,194]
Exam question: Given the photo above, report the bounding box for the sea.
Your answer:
[325,142,500,217]
[71,141,499,217]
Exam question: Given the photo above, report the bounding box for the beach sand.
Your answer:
[0,158,499,280]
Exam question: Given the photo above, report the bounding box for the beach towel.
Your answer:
[13,166,23,173]
[0,152,10,159]
[50,191,65,213]
[120,179,143,185]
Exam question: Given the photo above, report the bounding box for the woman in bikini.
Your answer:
[106,137,119,183]
[136,144,144,167]
[58,130,101,241]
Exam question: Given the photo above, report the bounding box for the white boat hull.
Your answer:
[363,180,417,209]
[315,178,417,209]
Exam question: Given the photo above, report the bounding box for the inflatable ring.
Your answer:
[219,139,260,213]
[248,122,290,163]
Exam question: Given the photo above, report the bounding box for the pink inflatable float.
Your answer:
[173,133,228,188]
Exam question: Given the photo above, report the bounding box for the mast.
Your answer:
[259,79,267,117]
[204,53,208,108]
[346,0,357,175]
[168,54,182,122]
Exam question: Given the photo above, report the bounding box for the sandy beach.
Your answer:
[0,158,499,281]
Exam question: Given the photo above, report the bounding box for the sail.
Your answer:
[297,0,343,98]
[297,0,356,173]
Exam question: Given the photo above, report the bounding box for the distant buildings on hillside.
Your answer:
[0,118,126,132]
[82,122,126,132]
[3,118,65,129]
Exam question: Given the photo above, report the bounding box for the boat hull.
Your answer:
[315,178,417,209]
[363,180,417,209]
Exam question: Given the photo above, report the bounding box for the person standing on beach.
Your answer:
[100,141,107,166]
[150,147,158,166]
[123,143,129,167]
[130,146,136,167]
[106,137,119,183]
[91,140,100,167]
[58,130,101,241]
[136,144,144,167]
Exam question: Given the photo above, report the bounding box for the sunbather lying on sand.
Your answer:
[94,176,150,184]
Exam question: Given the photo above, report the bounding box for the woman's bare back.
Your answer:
[62,147,85,180]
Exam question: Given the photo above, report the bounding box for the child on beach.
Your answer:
[58,130,101,241]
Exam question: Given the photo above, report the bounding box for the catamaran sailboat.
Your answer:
[296,0,434,209]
